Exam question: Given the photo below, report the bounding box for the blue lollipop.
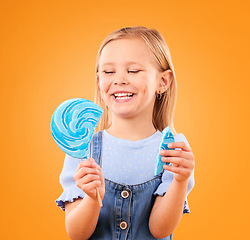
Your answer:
[154,126,175,176]
[50,98,103,159]
[50,98,103,206]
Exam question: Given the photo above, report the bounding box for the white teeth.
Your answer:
[114,93,133,97]
[116,96,131,99]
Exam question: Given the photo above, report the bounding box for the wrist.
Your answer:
[172,178,189,188]
[84,195,103,208]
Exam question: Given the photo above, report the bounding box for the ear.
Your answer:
[96,72,101,88]
[157,69,173,94]
[96,72,103,99]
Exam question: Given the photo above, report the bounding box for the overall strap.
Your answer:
[91,131,103,166]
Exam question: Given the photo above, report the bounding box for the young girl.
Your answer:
[56,26,195,240]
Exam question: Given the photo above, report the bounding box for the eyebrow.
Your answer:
[100,61,143,67]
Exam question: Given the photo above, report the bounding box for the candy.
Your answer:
[154,126,175,176]
[51,98,104,207]
[50,98,103,159]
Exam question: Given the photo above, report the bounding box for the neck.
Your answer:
[106,113,157,141]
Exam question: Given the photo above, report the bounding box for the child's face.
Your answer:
[97,37,162,120]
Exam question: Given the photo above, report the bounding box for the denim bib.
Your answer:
[90,131,172,240]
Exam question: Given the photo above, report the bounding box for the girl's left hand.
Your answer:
[160,142,195,183]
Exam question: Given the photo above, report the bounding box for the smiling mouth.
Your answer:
[113,92,134,99]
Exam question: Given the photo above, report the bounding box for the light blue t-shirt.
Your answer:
[56,130,195,211]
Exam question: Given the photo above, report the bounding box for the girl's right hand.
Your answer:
[74,158,105,201]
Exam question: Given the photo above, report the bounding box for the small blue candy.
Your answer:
[154,126,175,176]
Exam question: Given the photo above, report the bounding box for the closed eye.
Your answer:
[103,70,141,74]
[104,71,115,74]
[128,70,141,73]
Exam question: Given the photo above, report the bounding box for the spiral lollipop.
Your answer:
[154,126,175,176]
[50,98,103,206]
[51,98,103,158]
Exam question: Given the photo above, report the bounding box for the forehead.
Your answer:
[99,37,156,67]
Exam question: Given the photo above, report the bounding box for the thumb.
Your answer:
[88,157,96,167]
[96,164,104,184]
[88,157,95,162]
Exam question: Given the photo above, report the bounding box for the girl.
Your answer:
[56,26,195,240]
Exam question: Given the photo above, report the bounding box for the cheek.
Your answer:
[138,80,156,95]
[98,79,107,92]
[98,79,111,98]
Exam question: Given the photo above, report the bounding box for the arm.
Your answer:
[149,142,195,238]
[65,158,105,240]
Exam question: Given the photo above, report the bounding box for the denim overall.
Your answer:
[89,131,172,240]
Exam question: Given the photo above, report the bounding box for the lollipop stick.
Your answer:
[96,188,103,207]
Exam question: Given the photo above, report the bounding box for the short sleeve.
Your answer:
[154,133,195,214]
[55,143,92,211]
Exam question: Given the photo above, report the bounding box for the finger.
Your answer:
[171,162,179,168]
[96,165,105,185]
[76,159,95,172]
[92,159,101,170]
[78,179,102,194]
[74,166,100,181]
[77,173,100,185]
[163,164,191,176]
[161,157,194,169]
[88,157,96,164]
[87,157,100,170]
[160,149,193,160]
[167,142,192,152]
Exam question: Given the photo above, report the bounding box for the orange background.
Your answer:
[1,0,249,239]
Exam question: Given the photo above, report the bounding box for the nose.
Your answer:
[113,73,128,85]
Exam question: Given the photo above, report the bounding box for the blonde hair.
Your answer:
[94,26,177,135]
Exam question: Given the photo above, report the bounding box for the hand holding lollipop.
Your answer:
[51,98,104,207]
